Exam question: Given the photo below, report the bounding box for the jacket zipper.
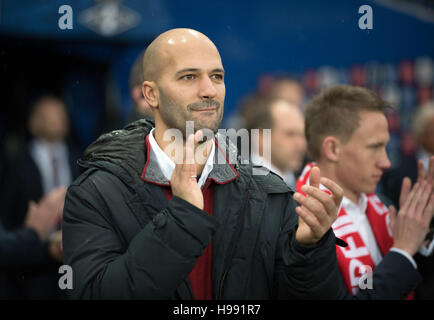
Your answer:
[218,190,250,299]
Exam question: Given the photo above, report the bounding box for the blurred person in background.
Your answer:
[226,74,305,130]
[0,95,79,299]
[413,101,434,170]
[0,187,65,298]
[240,94,307,189]
[259,74,305,108]
[126,51,154,124]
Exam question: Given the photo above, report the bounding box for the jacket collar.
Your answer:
[141,132,239,186]
[145,128,216,188]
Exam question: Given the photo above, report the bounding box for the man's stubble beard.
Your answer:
[158,87,224,139]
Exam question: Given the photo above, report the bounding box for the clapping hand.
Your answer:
[293,166,343,245]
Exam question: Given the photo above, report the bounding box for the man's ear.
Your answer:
[322,136,340,162]
[142,81,159,108]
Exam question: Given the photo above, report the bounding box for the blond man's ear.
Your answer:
[321,136,340,162]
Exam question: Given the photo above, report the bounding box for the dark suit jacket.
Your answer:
[0,142,80,299]
[0,223,50,298]
[1,144,80,229]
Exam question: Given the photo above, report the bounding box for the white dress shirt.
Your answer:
[148,128,215,188]
[417,148,432,173]
[29,139,72,195]
[251,153,295,189]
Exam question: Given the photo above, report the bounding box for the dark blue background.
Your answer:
[1,0,433,148]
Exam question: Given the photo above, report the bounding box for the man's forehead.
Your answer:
[35,99,65,112]
[352,111,389,141]
[272,101,302,119]
[144,28,223,80]
[162,46,223,73]
[358,111,388,129]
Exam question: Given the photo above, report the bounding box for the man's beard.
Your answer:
[158,88,223,138]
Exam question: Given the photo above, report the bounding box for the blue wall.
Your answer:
[1,0,433,125]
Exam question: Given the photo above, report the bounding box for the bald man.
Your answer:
[63,28,346,300]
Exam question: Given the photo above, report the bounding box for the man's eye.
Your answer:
[369,144,382,149]
[181,74,196,80]
[211,74,224,80]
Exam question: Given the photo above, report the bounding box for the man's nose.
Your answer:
[378,148,391,170]
[198,76,217,99]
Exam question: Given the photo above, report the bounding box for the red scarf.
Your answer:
[296,163,396,295]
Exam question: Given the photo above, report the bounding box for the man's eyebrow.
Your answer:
[211,68,225,74]
[175,68,200,77]
[175,68,225,77]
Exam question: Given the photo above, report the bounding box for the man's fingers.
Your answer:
[414,182,432,220]
[301,185,337,218]
[429,156,434,185]
[186,133,199,181]
[309,166,320,189]
[194,130,207,165]
[171,134,197,183]
[49,186,67,198]
[400,181,416,213]
[417,159,426,183]
[416,182,432,219]
[294,192,328,226]
[172,159,180,176]
[423,194,434,223]
[403,182,420,218]
[399,177,412,209]
[169,132,203,209]
[320,177,344,208]
[186,133,195,165]
[40,186,67,207]
[295,206,321,235]
[388,205,396,224]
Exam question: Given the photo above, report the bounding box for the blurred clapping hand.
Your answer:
[24,186,67,262]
